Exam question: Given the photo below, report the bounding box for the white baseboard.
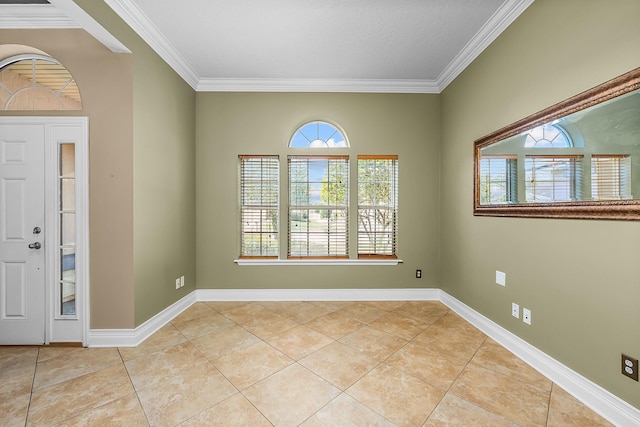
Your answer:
[87,291,197,347]
[439,292,640,427]
[87,287,639,426]
[195,287,441,302]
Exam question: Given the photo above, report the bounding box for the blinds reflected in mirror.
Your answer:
[479,157,517,204]
[591,155,632,200]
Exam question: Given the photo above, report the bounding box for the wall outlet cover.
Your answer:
[622,354,639,381]
[523,308,531,325]
[511,303,519,319]
[496,271,506,286]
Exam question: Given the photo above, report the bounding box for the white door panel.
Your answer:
[0,124,45,344]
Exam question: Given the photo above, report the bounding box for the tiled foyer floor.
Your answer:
[1,300,614,426]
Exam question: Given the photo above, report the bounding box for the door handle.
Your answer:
[28,242,42,250]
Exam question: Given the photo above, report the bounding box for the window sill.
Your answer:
[234,259,403,266]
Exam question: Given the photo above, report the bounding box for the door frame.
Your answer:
[0,116,89,345]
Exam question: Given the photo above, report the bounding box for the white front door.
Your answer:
[0,124,46,345]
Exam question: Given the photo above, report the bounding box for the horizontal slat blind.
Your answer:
[525,156,583,202]
[480,156,517,204]
[591,155,632,200]
[288,156,349,258]
[240,155,279,258]
[357,155,398,258]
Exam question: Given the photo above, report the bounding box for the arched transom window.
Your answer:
[0,51,82,111]
[289,121,348,148]
[523,123,572,148]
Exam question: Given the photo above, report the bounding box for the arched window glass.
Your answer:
[523,123,572,148]
[289,121,348,148]
[0,53,82,111]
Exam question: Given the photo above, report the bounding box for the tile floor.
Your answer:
[0,300,614,426]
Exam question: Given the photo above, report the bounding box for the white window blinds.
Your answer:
[240,156,279,258]
[357,156,398,258]
[591,155,632,200]
[288,156,349,258]
[479,156,517,204]
[525,156,583,202]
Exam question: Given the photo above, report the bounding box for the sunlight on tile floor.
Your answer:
[0,301,614,426]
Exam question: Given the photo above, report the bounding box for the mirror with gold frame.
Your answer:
[474,67,640,220]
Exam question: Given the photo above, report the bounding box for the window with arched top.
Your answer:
[289,121,348,148]
[0,53,82,111]
[239,119,399,262]
[523,123,572,148]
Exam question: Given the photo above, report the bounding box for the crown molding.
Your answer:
[437,0,535,91]
[103,0,200,89]
[0,1,129,53]
[4,0,532,93]
[48,0,129,53]
[0,4,74,28]
[104,0,532,93]
[197,77,440,94]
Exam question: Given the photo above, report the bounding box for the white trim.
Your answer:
[87,291,196,347]
[197,78,439,94]
[48,0,130,53]
[439,292,640,427]
[0,4,74,28]
[0,2,129,54]
[103,0,199,89]
[436,0,535,90]
[2,1,532,93]
[196,288,438,302]
[234,259,403,266]
[84,287,640,425]
[0,117,89,345]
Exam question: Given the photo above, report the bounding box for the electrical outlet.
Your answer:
[175,278,181,289]
[416,269,422,279]
[511,303,519,319]
[523,308,531,325]
[496,271,506,286]
[180,276,185,288]
[622,354,639,381]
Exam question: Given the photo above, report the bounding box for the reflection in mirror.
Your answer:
[474,67,640,220]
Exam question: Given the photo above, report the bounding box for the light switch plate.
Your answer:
[496,271,506,286]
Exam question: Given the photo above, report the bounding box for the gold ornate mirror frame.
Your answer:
[474,67,640,220]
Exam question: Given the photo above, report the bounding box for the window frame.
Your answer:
[239,155,280,259]
[357,155,398,259]
[524,155,584,202]
[287,155,350,259]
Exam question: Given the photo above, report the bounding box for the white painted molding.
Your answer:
[48,0,130,53]
[197,78,440,94]
[439,292,640,427]
[103,0,200,89]
[0,4,74,28]
[87,291,196,347]
[0,3,129,54]
[86,287,639,425]
[437,0,534,90]
[195,288,440,302]
[2,1,531,93]
[234,258,403,266]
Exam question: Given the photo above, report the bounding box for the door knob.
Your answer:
[33,226,41,234]
[28,242,42,250]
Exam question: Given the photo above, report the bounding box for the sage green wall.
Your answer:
[441,0,640,409]
[195,93,439,291]
[75,0,196,327]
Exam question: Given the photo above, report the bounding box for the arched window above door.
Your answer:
[0,47,82,111]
